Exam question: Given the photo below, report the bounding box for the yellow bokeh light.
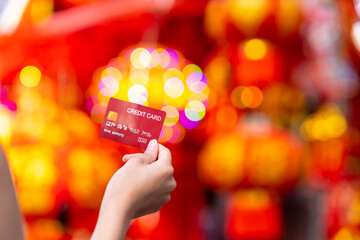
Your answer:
[326,114,347,138]
[244,39,267,60]
[130,48,150,68]
[231,86,263,109]
[301,104,347,141]
[248,86,263,108]
[241,87,254,107]
[231,86,246,108]
[20,66,42,87]
[149,49,160,68]
[0,107,12,146]
[164,78,184,98]
[162,106,179,126]
[129,68,150,86]
[163,68,184,82]
[101,67,123,80]
[182,64,202,78]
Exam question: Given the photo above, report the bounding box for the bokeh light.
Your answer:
[19,66,42,88]
[86,47,210,142]
[243,39,267,60]
[0,107,12,146]
[98,76,119,97]
[101,67,123,80]
[179,110,199,129]
[164,77,184,98]
[301,104,347,141]
[131,48,151,68]
[128,84,149,104]
[162,106,179,126]
[231,86,263,109]
[186,72,207,93]
[185,100,206,120]
[129,68,150,86]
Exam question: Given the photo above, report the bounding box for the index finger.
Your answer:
[157,144,172,165]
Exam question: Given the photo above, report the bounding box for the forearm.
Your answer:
[91,141,175,239]
[91,198,132,240]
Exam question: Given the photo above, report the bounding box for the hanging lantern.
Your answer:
[198,118,304,190]
[204,0,302,41]
[244,127,304,189]
[198,132,246,189]
[301,103,349,181]
[225,189,283,240]
[205,41,282,97]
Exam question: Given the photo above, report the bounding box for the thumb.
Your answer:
[144,139,159,163]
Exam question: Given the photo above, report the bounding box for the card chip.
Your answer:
[107,111,118,121]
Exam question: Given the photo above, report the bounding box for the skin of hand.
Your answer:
[91,139,176,240]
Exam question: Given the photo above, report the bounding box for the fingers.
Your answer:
[122,153,143,163]
[123,139,159,163]
[143,139,159,163]
[122,142,172,166]
[157,144,172,165]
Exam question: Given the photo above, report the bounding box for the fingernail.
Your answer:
[122,155,127,162]
[147,139,157,151]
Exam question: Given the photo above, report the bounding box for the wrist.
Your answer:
[91,194,133,240]
[105,194,134,222]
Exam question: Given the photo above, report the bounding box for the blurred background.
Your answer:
[0,0,360,239]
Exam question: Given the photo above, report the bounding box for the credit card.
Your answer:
[99,98,166,149]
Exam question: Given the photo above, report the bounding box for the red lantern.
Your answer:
[204,0,302,41]
[198,132,246,189]
[225,189,283,240]
[198,122,304,190]
[244,128,304,189]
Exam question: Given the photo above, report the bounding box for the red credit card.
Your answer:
[99,98,166,149]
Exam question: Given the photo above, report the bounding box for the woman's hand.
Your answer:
[91,140,176,240]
